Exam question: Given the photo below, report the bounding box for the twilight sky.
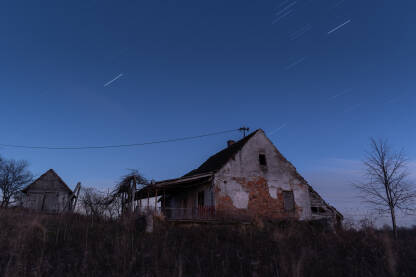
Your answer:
[0,0,415,225]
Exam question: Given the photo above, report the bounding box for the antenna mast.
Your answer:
[239,126,250,137]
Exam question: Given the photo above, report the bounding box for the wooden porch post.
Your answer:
[155,189,158,213]
[163,189,165,209]
[147,190,149,209]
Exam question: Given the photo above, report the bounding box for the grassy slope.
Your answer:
[0,209,415,277]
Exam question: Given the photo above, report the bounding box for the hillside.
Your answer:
[0,209,415,277]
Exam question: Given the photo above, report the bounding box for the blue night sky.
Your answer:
[1,1,415,224]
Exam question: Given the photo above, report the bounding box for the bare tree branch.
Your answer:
[0,157,33,208]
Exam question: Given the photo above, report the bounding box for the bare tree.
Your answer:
[115,169,148,214]
[354,138,416,238]
[0,158,33,208]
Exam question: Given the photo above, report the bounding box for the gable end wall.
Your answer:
[22,171,73,212]
[213,131,312,220]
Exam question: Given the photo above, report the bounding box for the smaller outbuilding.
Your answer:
[21,169,79,213]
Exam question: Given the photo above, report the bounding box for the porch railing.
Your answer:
[162,206,216,220]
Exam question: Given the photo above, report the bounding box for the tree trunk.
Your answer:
[1,196,9,208]
[390,206,398,239]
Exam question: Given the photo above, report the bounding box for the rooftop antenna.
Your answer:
[239,126,250,137]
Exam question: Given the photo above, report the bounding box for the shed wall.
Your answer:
[23,191,72,212]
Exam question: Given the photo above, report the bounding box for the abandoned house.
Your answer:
[21,169,80,213]
[135,129,343,224]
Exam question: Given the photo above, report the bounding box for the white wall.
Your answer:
[214,130,312,219]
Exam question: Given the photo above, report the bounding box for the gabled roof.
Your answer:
[22,169,73,194]
[135,130,259,199]
[184,129,259,177]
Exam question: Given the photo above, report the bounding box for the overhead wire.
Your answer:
[0,128,240,150]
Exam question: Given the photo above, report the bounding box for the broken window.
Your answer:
[259,153,267,166]
[198,190,205,207]
[283,191,295,212]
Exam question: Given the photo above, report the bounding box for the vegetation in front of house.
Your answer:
[0,208,415,277]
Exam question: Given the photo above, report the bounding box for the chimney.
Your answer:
[227,140,235,147]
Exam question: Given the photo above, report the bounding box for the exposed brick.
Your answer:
[215,177,302,219]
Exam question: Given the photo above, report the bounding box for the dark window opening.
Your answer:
[283,191,295,212]
[311,207,326,213]
[198,191,205,207]
[259,153,267,166]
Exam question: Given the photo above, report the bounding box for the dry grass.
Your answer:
[0,208,415,277]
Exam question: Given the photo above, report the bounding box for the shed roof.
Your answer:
[22,169,73,194]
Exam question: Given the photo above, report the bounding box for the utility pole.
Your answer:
[239,126,250,137]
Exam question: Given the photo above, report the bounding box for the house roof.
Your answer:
[183,129,259,177]
[135,173,213,200]
[22,169,73,194]
[308,185,344,220]
[134,130,259,199]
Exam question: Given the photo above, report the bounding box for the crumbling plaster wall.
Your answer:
[214,131,312,220]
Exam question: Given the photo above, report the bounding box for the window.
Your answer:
[311,207,326,214]
[283,191,295,212]
[259,153,267,166]
[198,191,205,207]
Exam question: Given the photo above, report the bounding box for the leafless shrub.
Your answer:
[78,187,124,219]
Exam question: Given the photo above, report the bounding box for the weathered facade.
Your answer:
[136,129,342,224]
[21,169,77,213]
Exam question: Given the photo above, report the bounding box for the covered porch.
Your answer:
[135,173,216,220]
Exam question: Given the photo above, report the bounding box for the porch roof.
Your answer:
[135,172,213,200]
